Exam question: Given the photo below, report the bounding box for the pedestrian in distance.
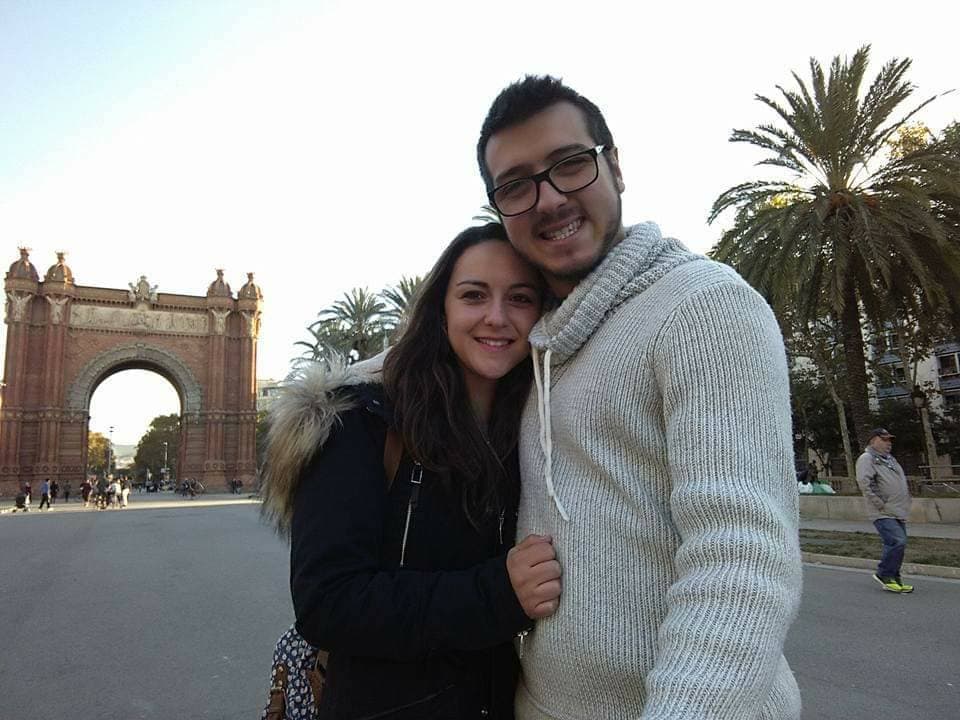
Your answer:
[81,478,92,507]
[109,477,121,508]
[120,478,130,508]
[96,476,108,510]
[476,75,802,719]
[856,428,915,593]
[261,223,557,719]
[38,478,51,510]
[64,481,72,503]
[13,491,28,512]
[50,479,60,505]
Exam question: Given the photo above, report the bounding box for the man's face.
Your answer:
[870,435,893,454]
[484,102,625,298]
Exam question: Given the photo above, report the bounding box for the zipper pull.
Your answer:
[498,510,505,547]
[399,463,423,568]
[516,629,529,659]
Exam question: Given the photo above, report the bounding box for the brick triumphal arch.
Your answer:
[0,250,262,495]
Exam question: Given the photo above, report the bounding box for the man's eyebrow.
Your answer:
[493,143,592,186]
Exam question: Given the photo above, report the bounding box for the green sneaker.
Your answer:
[895,577,914,593]
[873,574,903,593]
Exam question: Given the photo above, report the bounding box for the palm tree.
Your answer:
[301,287,387,365]
[293,321,352,367]
[472,204,501,225]
[709,46,960,448]
[381,275,424,336]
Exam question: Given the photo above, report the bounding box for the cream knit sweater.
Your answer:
[516,223,802,720]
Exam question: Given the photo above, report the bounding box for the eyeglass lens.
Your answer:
[493,151,599,216]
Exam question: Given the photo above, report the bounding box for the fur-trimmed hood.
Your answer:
[260,352,386,535]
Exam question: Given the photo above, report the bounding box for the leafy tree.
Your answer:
[709,46,960,449]
[932,404,960,460]
[789,365,845,469]
[134,414,180,481]
[783,314,857,477]
[942,121,960,155]
[87,431,113,475]
[887,122,935,160]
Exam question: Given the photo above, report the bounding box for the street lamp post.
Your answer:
[107,425,115,478]
[911,386,939,481]
[163,441,169,480]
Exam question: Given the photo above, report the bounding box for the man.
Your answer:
[38,478,51,510]
[477,76,802,719]
[855,428,914,593]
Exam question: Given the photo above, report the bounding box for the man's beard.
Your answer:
[550,194,623,283]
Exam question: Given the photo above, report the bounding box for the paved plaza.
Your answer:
[1,500,958,719]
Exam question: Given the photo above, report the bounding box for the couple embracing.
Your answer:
[261,76,802,720]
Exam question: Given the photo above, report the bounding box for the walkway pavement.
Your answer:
[0,491,258,515]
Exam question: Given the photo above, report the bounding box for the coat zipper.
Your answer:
[399,462,423,568]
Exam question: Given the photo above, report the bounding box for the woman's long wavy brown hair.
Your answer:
[382,223,541,527]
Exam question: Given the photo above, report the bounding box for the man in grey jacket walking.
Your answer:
[855,428,914,593]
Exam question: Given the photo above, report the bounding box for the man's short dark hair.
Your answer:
[476,75,615,192]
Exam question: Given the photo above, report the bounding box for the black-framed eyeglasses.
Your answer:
[488,145,608,217]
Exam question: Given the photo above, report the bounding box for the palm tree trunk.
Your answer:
[840,285,873,451]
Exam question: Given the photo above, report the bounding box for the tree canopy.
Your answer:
[134,414,180,480]
[709,45,960,447]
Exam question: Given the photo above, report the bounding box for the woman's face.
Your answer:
[443,240,542,399]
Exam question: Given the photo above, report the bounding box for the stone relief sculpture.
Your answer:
[45,295,70,325]
[127,275,159,305]
[69,305,208,335]
[240,311,261,337]
[209,308,231,335]
[5,292,32,322]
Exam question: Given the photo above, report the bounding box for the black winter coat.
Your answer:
[290,385,530,719]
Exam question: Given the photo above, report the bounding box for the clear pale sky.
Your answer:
[2,0,958,445]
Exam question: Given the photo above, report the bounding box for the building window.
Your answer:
[939,353,959,377]
[882,331,900,353]
[879,363,906,385]
[943,392,960,407]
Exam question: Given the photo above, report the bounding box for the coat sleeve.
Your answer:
[855,454,884,510]
[643,280,803,719]
[290,407,530,660]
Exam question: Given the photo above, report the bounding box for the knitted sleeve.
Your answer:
[645,280,802,719]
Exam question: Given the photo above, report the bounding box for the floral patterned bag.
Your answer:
[261,626,328,720]
[261,429,403,719]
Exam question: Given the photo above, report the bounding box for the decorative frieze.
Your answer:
[69,305,208,335]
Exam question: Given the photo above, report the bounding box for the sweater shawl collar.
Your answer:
[528,222,695,365]
[526,222,695,522]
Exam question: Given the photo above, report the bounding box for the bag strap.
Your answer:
[263,664,287,720]
[383,427,403,489]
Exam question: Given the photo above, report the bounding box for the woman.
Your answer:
[261,223,557,719]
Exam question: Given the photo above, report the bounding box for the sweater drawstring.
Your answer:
[531,346,570,521]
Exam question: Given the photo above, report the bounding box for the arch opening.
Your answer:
[88,368,183,489]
